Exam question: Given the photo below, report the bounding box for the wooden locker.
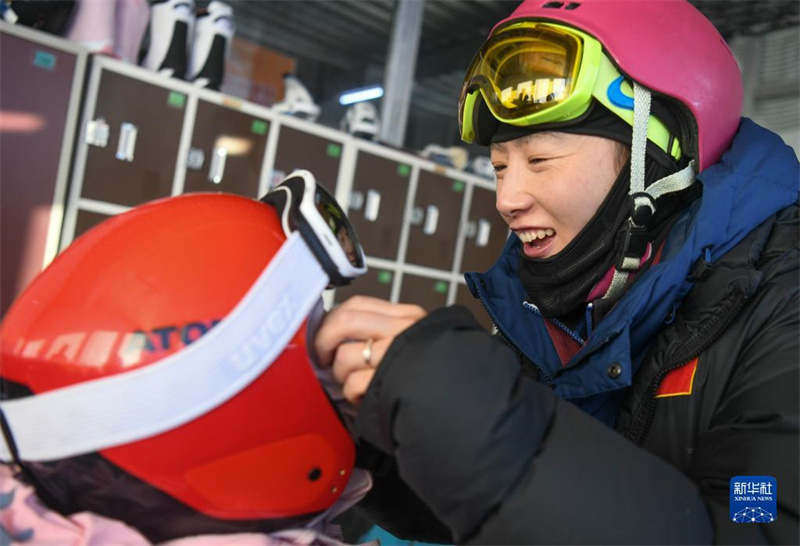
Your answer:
[347,150,411,261]
[404,170,465,271]
[183,100,270,198]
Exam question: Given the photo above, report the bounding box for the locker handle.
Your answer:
[349,191,365,211]
[476,219,491,247]
[116,123,138,162]
[365,190,381,222]
[208,147,228,184]
[464,220,477,238]
[85,118,110,148]
[423,205,439,235]
[186,147,205,170]
[409,206,424,226]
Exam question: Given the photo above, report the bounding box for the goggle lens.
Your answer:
[459,22,587,138]
[313,183,364,269]
[261,170,367,286]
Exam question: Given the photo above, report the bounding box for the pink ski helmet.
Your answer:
[460,0,743,171]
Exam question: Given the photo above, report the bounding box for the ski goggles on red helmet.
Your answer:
[261,170,367,287]
[0,192,356,468]
[459,21,680,159]
[0,175,367,467]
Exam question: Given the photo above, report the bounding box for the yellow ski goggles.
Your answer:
[458,21,681,159]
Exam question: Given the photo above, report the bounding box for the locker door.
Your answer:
[398,274,449,312]
[0,26,84,317]
[404,171,465,271]
[460,185,509,273]
[333,267,394,305]
[74,210,114,239]
[347,151,411,261]
[183,100,269,197]
[272,125,342,196]
[454,283,494,332]
[80,70,187,206]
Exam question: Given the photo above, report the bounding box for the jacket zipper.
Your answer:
[475,288,554,388]
[629,293,749,446]
[522,301,585,345]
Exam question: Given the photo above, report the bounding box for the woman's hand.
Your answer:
[314,295,426,404]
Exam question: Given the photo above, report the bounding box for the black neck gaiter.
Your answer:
[498,101,687,319]
[517,161,631,318]
[517,152,689,319]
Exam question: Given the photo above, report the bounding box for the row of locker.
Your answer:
[2,22,505,329]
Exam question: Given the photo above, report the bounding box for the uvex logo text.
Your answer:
[226,294,295,371]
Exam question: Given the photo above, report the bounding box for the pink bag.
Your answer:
[63,0,149,62]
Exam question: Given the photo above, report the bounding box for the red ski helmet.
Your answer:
[0,192,355,539]
[459,0,743,172]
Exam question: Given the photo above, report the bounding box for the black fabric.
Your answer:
[11,0,75,35]
[589,181,703,323]
[15,453,319,543]
[491,100,632,147]
[158,20,189,79]
[618,205,800,545]
[355,205,799,544]
[485,99,682,171]
[471,87,501,146]
[518,154,687,319]
[355,305,557,543]
[350,455,453,545]
[192,34,227,91]
[472,398,711,544]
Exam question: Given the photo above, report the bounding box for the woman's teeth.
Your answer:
[517,229,555,243]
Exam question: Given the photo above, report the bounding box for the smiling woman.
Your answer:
[486,100,653,319]
[314,0,799,544]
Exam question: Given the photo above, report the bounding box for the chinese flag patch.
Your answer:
[656,357,699,398]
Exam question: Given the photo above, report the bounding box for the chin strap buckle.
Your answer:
[615,218,650,271]
[629,193,655,226]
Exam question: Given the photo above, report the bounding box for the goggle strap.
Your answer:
[646,162,696,202]
[630,82,651,202]
[630,85,697,217]
[607,80,694,305]
[0,233,328,463]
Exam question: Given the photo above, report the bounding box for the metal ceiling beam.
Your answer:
[421,0,457,27]
[452,0,507,22]
[413,85,460,113]
[314,0,394,36]
[241,1,375,54]
[344,0,395,25]
[411,92,458,117]
[380,0,425,146]
[412,93,458,116]
[236,23,362,70]
[691,0,799,37]
[416,40,478,80]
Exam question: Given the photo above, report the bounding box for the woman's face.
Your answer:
[491,132,623,259]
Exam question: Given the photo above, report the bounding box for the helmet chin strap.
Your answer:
[602,82,697,302]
